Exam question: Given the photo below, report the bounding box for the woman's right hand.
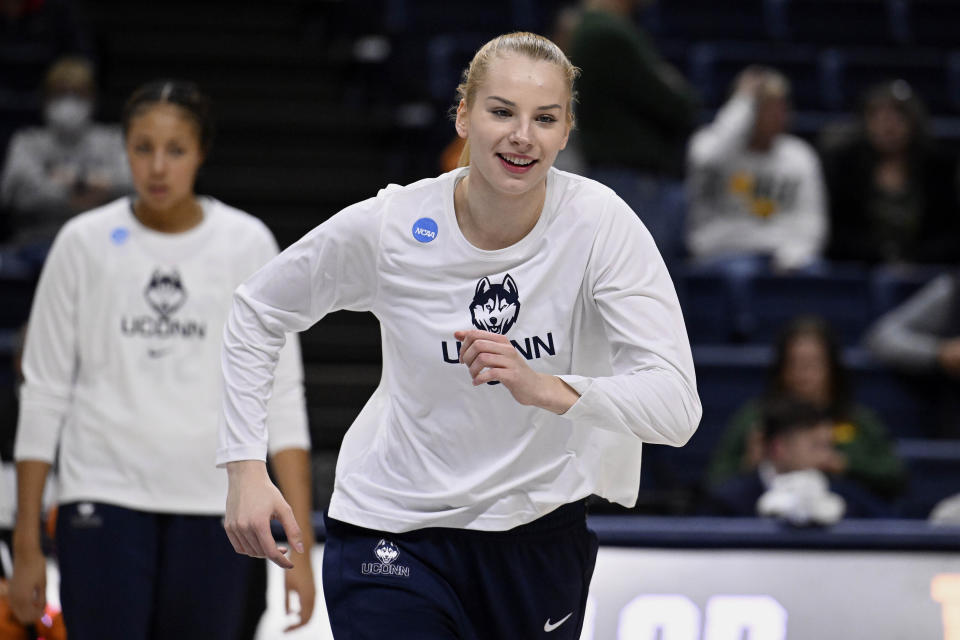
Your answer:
[223,460,304,569]
[9,544,47,623]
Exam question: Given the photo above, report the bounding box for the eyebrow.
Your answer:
[486,95,562,111]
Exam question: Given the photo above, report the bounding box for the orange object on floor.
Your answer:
[0,579,67,640]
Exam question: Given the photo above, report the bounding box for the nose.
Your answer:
[150,150,166,175]
[509,120,532,148]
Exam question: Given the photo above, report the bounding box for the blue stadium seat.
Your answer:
[647,345,770,492]
[826,47,957,114]
[676,264,740,344]
[778,0,903,46]
[385,0,537,36]
[688,41,829,110]
[870,264,947,316]
[742,268,874,345]
[846,349,938,439]
[426,33,489,105]
[895,438,960,518]
[905,0,960,48]
[645,0,774,42]
[0,250,35,330]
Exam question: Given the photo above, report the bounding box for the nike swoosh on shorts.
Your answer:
[544,612,573,632]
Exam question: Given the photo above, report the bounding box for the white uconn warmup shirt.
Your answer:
[15,197,309,514]
[219,168,701,532]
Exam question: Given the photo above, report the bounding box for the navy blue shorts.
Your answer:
[56,502,255,640]
[322,501,598,639]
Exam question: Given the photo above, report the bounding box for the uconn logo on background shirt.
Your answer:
[361,539,410,578]
[120,269,208,339]
[441,273,556,364]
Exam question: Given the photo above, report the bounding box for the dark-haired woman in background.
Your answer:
[707,316,906,501]
[824,80,960,265]
[8,81,314,639]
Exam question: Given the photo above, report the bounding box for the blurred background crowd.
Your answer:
[1,0,959,539]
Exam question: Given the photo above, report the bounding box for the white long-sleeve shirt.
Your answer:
[15,197,309,514]
[218,168,701,532]
[686,95,827,269]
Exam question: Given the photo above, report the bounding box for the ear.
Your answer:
[475,276,491,297]
[455,99,469,140]
[502,274,518,297]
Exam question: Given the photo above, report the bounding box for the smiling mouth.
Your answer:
[497,154,538,175]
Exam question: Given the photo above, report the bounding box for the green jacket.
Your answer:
[706,398,907,500]
[568,9,699,176]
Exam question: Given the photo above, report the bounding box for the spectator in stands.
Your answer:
[8,80,315,638]
[865,270,960,438]
[568,0,699,269]
[686,66,827,273]
[0,0,92,170]
[708,316,906,501]
[824,80,960,265]
[1,56,132,269]
[703,394,891,520]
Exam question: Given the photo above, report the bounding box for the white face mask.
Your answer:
[44,96,93,136]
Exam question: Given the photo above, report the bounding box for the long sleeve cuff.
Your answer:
[215,442,268,467]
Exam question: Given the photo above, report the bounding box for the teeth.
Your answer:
[502,155,533,166]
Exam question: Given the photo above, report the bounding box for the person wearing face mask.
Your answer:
[0,56,132,267]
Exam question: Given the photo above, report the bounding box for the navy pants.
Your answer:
[56,502,254,640]
[322,501,598,639]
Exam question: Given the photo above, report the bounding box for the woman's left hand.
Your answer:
[455,329,579,414]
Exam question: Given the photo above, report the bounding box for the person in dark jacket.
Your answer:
[568,0,700,271]
[824,80,960,265]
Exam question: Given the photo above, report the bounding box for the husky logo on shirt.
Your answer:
[120,268,207,340]
[441,273,556,366]
[470,274,520,335]
[361,539,410,577]
[145,270,187,318]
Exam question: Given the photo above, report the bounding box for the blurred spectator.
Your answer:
[708,316,906,501]
[686,66,827,273]
[703,394,892,521]
[568,0,699,268]
[865,270,960,438]
[0,56,132,266]
[824,80,960,266]
[0,0,93,164]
